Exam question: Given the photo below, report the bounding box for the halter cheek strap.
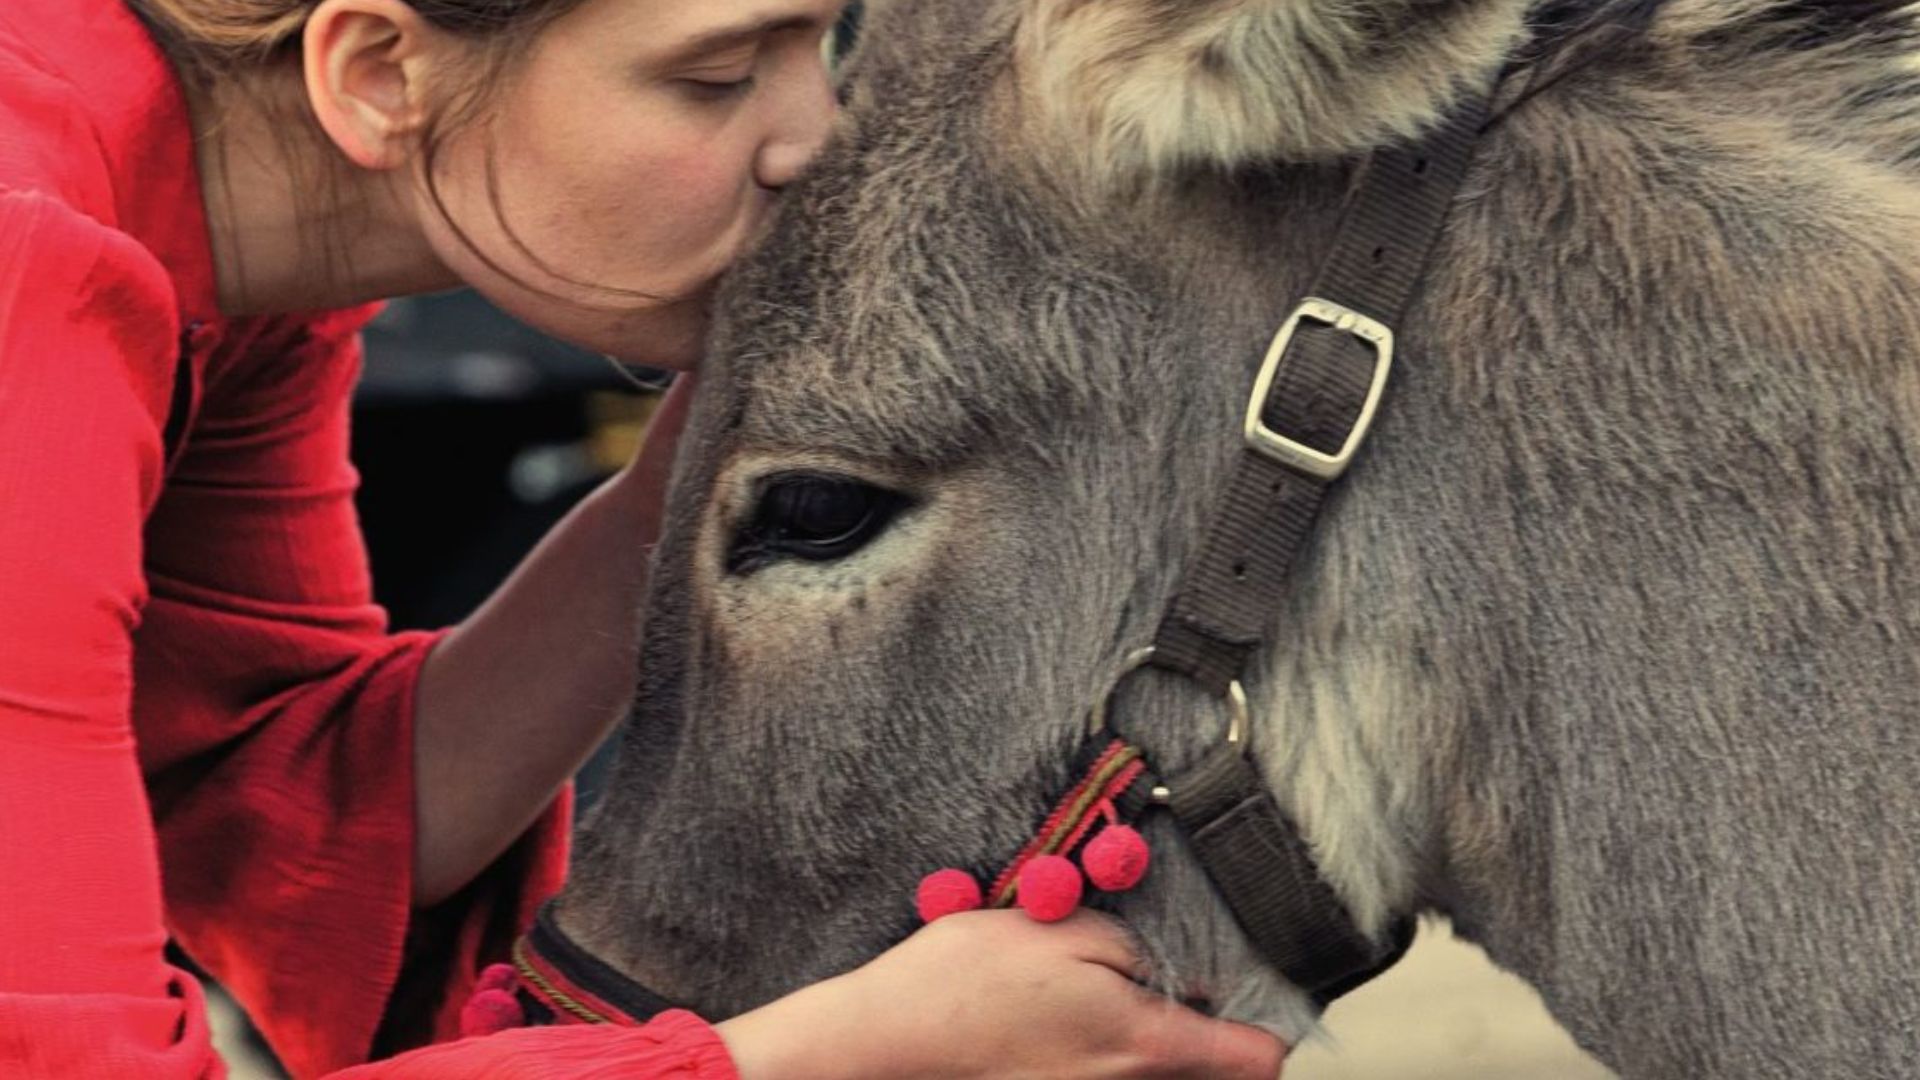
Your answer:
[1161,742,1416,1006]
[1127,0,1665,1002]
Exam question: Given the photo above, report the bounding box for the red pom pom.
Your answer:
[916,868,984,923]
[1016,855,1084,922]
[1083,824,1151,892]
[475,963,517,995]
[460,988,525,1038]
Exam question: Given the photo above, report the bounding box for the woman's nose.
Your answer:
[756,61,837,190]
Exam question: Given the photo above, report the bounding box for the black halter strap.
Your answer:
[1136,0,1666,1001]
[1141,93,1490,1002]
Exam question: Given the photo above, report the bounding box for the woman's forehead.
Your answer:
[557,0,847,60]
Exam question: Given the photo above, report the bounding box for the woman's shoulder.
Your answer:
[0,186,175,323]
[0,187,182,425]
[0,16,114,212]
[1,0,215,311]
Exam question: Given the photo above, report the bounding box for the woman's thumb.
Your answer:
[1136,1006,1288,1079]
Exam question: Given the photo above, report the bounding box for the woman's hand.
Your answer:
[716,910,1287,1079]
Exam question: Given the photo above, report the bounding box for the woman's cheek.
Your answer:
[629,136,760,253]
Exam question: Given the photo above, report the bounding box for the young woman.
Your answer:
[0,0,1288,1076]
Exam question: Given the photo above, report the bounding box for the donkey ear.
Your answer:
[1014,0,1531,176]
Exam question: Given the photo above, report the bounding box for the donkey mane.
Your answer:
[1658,0,1920,172]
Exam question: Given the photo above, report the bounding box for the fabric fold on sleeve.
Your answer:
[145,617,573,1079]
[132,309,570,1077]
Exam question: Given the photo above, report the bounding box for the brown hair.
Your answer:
[124,0,586,77]
[125,0,656,306]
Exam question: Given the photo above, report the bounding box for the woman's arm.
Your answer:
[410,377,693,906]
[331,911,1285,1080]
[0,189,219,1078]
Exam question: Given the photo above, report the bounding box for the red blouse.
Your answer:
[0,1,735,1076]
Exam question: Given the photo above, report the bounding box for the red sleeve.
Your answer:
[0,181,572,1077]
[0,188,212,1073]
[328,1012,740,1080]
[131,303,571,1075]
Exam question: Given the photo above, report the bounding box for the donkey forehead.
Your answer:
[708,17,1152,466]
[702,0,1528,464]
[712,212,1155,470]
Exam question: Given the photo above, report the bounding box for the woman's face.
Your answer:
[417,0,844,368]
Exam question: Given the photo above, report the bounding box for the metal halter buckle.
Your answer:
[1243,298,1396,480]
[1086,645,1249,749]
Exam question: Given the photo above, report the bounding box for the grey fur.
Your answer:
[562,1,1920,1076]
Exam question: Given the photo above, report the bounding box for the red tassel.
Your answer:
[460,988,525,1038]
[475,963,517,995]
[1082,824,1151,892]
[1016,855,1084,922]
[916,868,984,923]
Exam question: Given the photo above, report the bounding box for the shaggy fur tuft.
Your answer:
[1015,0,1533,175]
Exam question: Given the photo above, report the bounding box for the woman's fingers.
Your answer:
[1123,990,1288,1080]
[1055,909,1154,980]
[1061,913,1289,1078]
[779,907,1291,1079]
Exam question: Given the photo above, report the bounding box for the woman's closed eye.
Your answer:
[677,71,757,100]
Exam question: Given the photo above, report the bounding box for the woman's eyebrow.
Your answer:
[663,14,819,63]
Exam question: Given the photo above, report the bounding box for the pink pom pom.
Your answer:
[1082,824,1151,892]
[1017,855,1084,922]
[460,987,525,1038]
[475,963,517,995]
[916,868,984,923]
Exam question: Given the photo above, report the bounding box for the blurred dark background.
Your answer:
[354,291,665,633]
[356,291,673,809]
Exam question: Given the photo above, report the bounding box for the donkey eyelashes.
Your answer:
[725,472,912,574]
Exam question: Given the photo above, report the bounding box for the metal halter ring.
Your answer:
[1085,646,1249,748]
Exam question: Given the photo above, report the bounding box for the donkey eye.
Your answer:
[729,474,908,573]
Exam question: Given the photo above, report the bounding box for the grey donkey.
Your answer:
[559,0,1920,1075]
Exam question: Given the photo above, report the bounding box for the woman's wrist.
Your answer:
[714,976,868,1080]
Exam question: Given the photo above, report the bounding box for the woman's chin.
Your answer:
[603,312,708,371]
[537,296,713,372]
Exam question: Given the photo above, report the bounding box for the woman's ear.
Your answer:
[1014,0,1531,181]
[303,0,445,170]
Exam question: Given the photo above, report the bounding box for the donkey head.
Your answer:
[562,0,1920,1064]
[562,0,1531,1034]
